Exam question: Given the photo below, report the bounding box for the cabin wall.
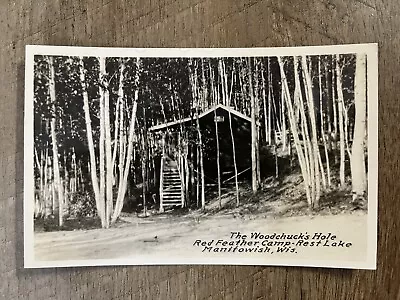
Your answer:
[200,108,252,181]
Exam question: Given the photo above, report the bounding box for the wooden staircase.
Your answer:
[159,156,184,212]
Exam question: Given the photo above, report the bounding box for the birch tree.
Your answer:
[301,56,321,207]
[213,62,222,207]
[320,57,332,188]
[48,56,65,226]
[79,56,106,227]
[101,59,114,226]
[278,56,312,205]
[229,62,240,206]
[247,57,260,192]
[336,55,346,186]
[351,53,367,201]
[111,58,141,223]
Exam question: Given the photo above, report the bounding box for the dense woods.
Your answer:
[32,53,368,229]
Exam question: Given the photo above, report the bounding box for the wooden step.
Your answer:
[160,157,184,211]
[163,185,181,190]
[164,192,182,197]
[164,174,180,178]
[164,181,181,185]
[164,174,179,178]
[164,178,181,184]
[163,181,181,186]
[163,180,181,185]
[164,188,181,192]
[164,183,181,187]
[164,175,180,180]
[164,171,180,175]
[163,201,182,204]
[163,187,181,192]
[163,195,182,199]
[162,200,182,204]
[163,199,182,203]
[163,187,181,191]
[163,175,180,179]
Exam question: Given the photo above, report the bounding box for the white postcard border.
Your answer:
[24,43,379,269]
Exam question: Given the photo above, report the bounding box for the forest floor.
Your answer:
[33,173,369,264]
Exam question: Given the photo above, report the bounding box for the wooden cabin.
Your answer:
[149,104,252,212]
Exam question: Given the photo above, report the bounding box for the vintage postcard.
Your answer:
[24,44,378,269]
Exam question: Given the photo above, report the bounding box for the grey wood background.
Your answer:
[0,0,398,299]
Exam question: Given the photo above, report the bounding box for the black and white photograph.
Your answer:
[24,45,378,269]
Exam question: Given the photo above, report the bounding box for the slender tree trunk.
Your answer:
[100,57,113,228]
[44,148,52,217]
[268,62,272,146]
[51,176,56,215]
[262,62,269,145]
[112,61,124,183]
[318,57,324,135]
[192,59,206,209]
[302,56,321,207]
[281,83,287,151]
[218,59,225,106]
[142,130,147,217]
[72,147,77,194]
[198,65,206,208]
[222,60,229,106]
[294,57,313,205]
[98,59,106,225]
[188,59,200,209]
[111,58,141,224]
[178,131,185,207]
[254,60,261,186]
[351,53,367,201]
[63,150,70,215]
[79,56,105,227]
[318,56,328,190]
[111,97,138,223]
[48,56,65,226]
[143,109,149,216]
[325,63,332,135]
[332,57,338,163]
[189,145,194,204]
[34,147,45,217]
[228,110,240,206]
[248,57,259,192]
[279,56,312,205]
[196,144,200,208]
[184,140,189,206]
[197,115,206,210]
[214,60,226,207]
[214,110,222,207]
[301,116,311,194]
[320,59,332,187]
[117,93,126,209]
[202,58,209,106]
[336,55,346,186]
[226,64,240,206]
[111,98,120,184]
[301,66,316,205]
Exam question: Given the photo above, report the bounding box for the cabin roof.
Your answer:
[149,104,251,132]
